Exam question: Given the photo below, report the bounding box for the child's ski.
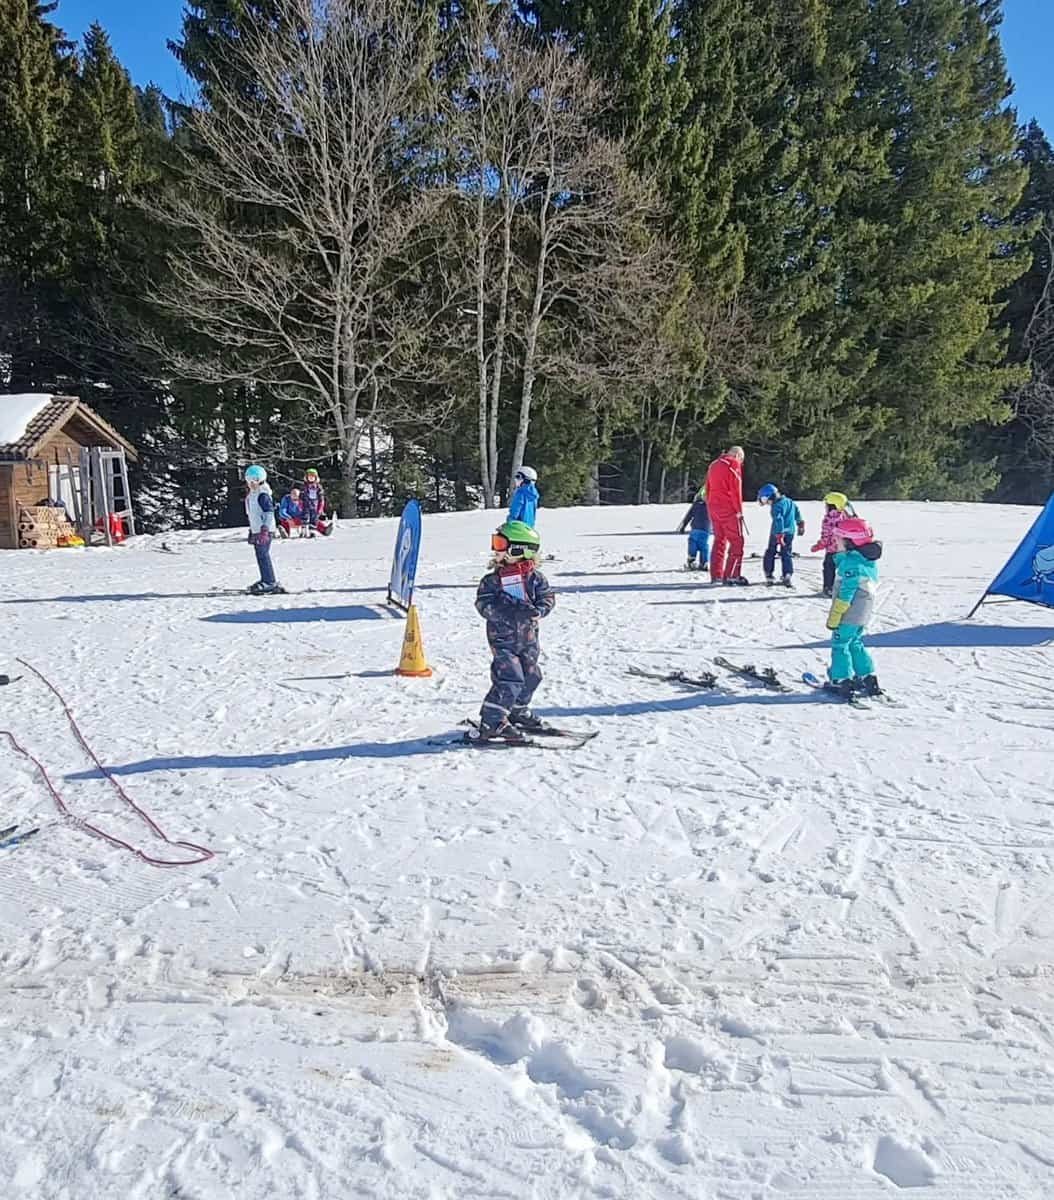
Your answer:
[430,731,593,751]
[516,723,599,742]
[0,674,22,686]
[628,666,719,689]
[0,825,40,850]
[460,718,598,745]
[713,657,793,693]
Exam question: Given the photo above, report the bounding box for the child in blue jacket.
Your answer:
[757,484,804,586]
[677,485,711,570]
[826,516,882,697]
[508,466,539,526]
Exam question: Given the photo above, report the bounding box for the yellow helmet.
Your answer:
[823,491,848,511]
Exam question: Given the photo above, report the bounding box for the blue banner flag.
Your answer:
[969,493,1054,617]
[387,499,422,610]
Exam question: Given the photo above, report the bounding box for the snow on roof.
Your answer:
[0,394,57,446]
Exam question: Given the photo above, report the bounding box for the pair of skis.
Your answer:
[0,824,39,850]
[632,657,900,708]
[716,658,900,708]
[432,719,599,752]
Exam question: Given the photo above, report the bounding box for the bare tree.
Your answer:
[451,4,684,504]
[144,0,456,515]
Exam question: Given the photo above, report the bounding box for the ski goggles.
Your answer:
[491,532,536,560]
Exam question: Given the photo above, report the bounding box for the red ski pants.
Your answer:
[710,513,744,581]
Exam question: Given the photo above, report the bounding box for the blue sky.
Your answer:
[52,0,1054,134]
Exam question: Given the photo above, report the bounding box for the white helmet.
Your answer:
[515,465,538,483]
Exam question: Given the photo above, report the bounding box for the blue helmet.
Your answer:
[757,483,779,503]
[244,464,267,484]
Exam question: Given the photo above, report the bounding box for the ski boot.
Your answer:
[781,576,794,588]
[247,580,270,595]
[509,708,547,733]
[475,720,530,745]
[764,575,775,586]
[724,576,751,587]
[821,587,833,598]
[826,677,856,700]
[857,674,883,697]
[686,558,698,571]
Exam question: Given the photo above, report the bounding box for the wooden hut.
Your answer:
[0,394,138,550]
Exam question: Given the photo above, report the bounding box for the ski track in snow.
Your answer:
[1,501,1053,1198]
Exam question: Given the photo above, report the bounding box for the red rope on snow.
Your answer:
[1,658,215,868]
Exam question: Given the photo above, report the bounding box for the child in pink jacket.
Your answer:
[812,491,856,596]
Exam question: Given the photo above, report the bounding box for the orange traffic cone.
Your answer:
[394,604,433,677]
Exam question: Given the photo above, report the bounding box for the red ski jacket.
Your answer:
[704,454,743,519]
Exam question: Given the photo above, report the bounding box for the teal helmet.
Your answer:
[244,464,267,483]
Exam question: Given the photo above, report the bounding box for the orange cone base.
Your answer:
[395,666,433,678]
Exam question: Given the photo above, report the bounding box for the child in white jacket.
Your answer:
[244,465,284,595]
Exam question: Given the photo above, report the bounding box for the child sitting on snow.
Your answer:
[472,520,555,744]
[812,491,857,597]
[677,484,711,571]
[278,487,305,537]
[757,483,805,587]
[826,516,882,697]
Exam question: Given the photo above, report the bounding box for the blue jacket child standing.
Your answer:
[757,484,804,586]
[826,516,883,697]
[508,466,539,527]
[677,485,711,570]
[473,519,555,744]
[244,465,283,595]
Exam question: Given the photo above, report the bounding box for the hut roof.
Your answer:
[0,394,138,461]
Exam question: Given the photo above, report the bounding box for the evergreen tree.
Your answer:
[994,121,1054,501]
[839,0,1028,498]
[0,0,74,389]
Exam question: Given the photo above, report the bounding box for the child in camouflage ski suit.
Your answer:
[475,520,555,741]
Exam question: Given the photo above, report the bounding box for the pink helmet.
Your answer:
[833,516,873,547]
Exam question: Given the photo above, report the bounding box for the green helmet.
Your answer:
[495,520,541,559]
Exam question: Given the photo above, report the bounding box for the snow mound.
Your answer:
[873,1134,938,1188]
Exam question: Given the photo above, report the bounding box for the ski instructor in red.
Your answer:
[705,445,748,586]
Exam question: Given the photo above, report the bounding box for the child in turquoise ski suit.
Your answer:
[826,517,882,696]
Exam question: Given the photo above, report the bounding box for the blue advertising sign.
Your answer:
[387,499,422,610]
[970,491,1054,617]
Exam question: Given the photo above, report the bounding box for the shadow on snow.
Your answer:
[202,605,383,625]
[778,621,1054,650]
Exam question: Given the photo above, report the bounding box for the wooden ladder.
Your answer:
[79,447,137,545]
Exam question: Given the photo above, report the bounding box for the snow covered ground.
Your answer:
[2,500,1053,1199]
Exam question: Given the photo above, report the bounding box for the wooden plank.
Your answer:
[2,467,17,550]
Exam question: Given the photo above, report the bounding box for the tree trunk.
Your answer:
[340,446,358,518]
[369,424,380,515]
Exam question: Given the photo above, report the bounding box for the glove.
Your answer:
[248,531,256,545]
[775,533,785,548]
[826,598,850,630]
[811,541,823,553]
[256,529,272,549]
[797,521,805,536]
